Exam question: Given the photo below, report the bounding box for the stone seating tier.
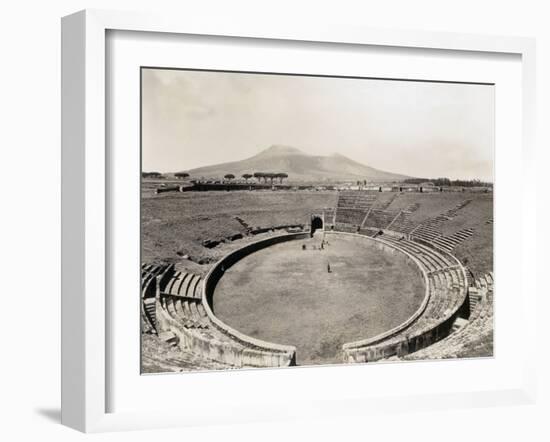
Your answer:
[355,265,463,352]
[343,236,468,362]
[157,269,208,329]
[362,209,399,230]
[141,264,168,296]
[334,208,367,226]
[398,199,473,246]
[386,211,417,233]
[155,258,297,368]
[142,298,157,334]
[383,237,453,269]
[141,263,173,333]
[163,271,203,299]
[161,295,208,329]
[416,227,476,253]
[336,192,378,210]
[402,272,493,360]
[412,226,442,241]
[358,228,379,238]
[334,223,358,234]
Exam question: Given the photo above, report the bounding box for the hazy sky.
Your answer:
[142,68,494,181]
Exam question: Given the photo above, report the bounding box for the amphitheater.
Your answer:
[141,188,493,372]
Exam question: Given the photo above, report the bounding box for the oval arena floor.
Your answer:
[213,233,426,365]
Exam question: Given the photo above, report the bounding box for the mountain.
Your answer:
[183,145,411,182]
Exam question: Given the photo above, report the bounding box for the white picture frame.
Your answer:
[61,9,537,433]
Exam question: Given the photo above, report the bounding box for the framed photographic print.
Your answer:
[140,67,494,372]
[61,9,537,432]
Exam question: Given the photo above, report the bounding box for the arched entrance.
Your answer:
[311,216,323,236]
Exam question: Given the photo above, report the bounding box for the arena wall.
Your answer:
[155,305,292,368]
[201,232,314,367]
[203,230,463,366]
[342,310,459,362]
[341,235,469,363]
[324,231,431,349]
[151,228,469,366]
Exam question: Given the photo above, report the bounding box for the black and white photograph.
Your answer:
[140,68,494,373]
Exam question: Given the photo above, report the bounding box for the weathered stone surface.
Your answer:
[159,331,179,346]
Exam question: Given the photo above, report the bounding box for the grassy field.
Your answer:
[213,233,425,366]
[141,190,337,264]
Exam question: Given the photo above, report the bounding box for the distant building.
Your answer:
[396,184,418,192]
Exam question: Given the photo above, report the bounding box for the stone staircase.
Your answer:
[141,263,172,334]
[362,209,400,230]
[431,228,475,252]
[386,210,417,233]
[410,200,473,247]
[375,192,399,211]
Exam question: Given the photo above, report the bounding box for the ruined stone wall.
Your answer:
[340,234,469,363]
[201,232,313,367]
[156,306,294,368]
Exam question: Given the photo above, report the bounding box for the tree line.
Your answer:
[251,172,288,184]
[220,172,289,184]
[144,170,290,184]
[142,171,163,178]
[403,177,493,187]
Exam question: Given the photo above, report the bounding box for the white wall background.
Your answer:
[0,1,547,440]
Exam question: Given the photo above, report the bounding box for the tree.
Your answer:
[174,172,189,179]
[253,172,265,183]
[264,173,275,185]
[275,172,288,184]
[242,173,253,182]
[224,173,235,181]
